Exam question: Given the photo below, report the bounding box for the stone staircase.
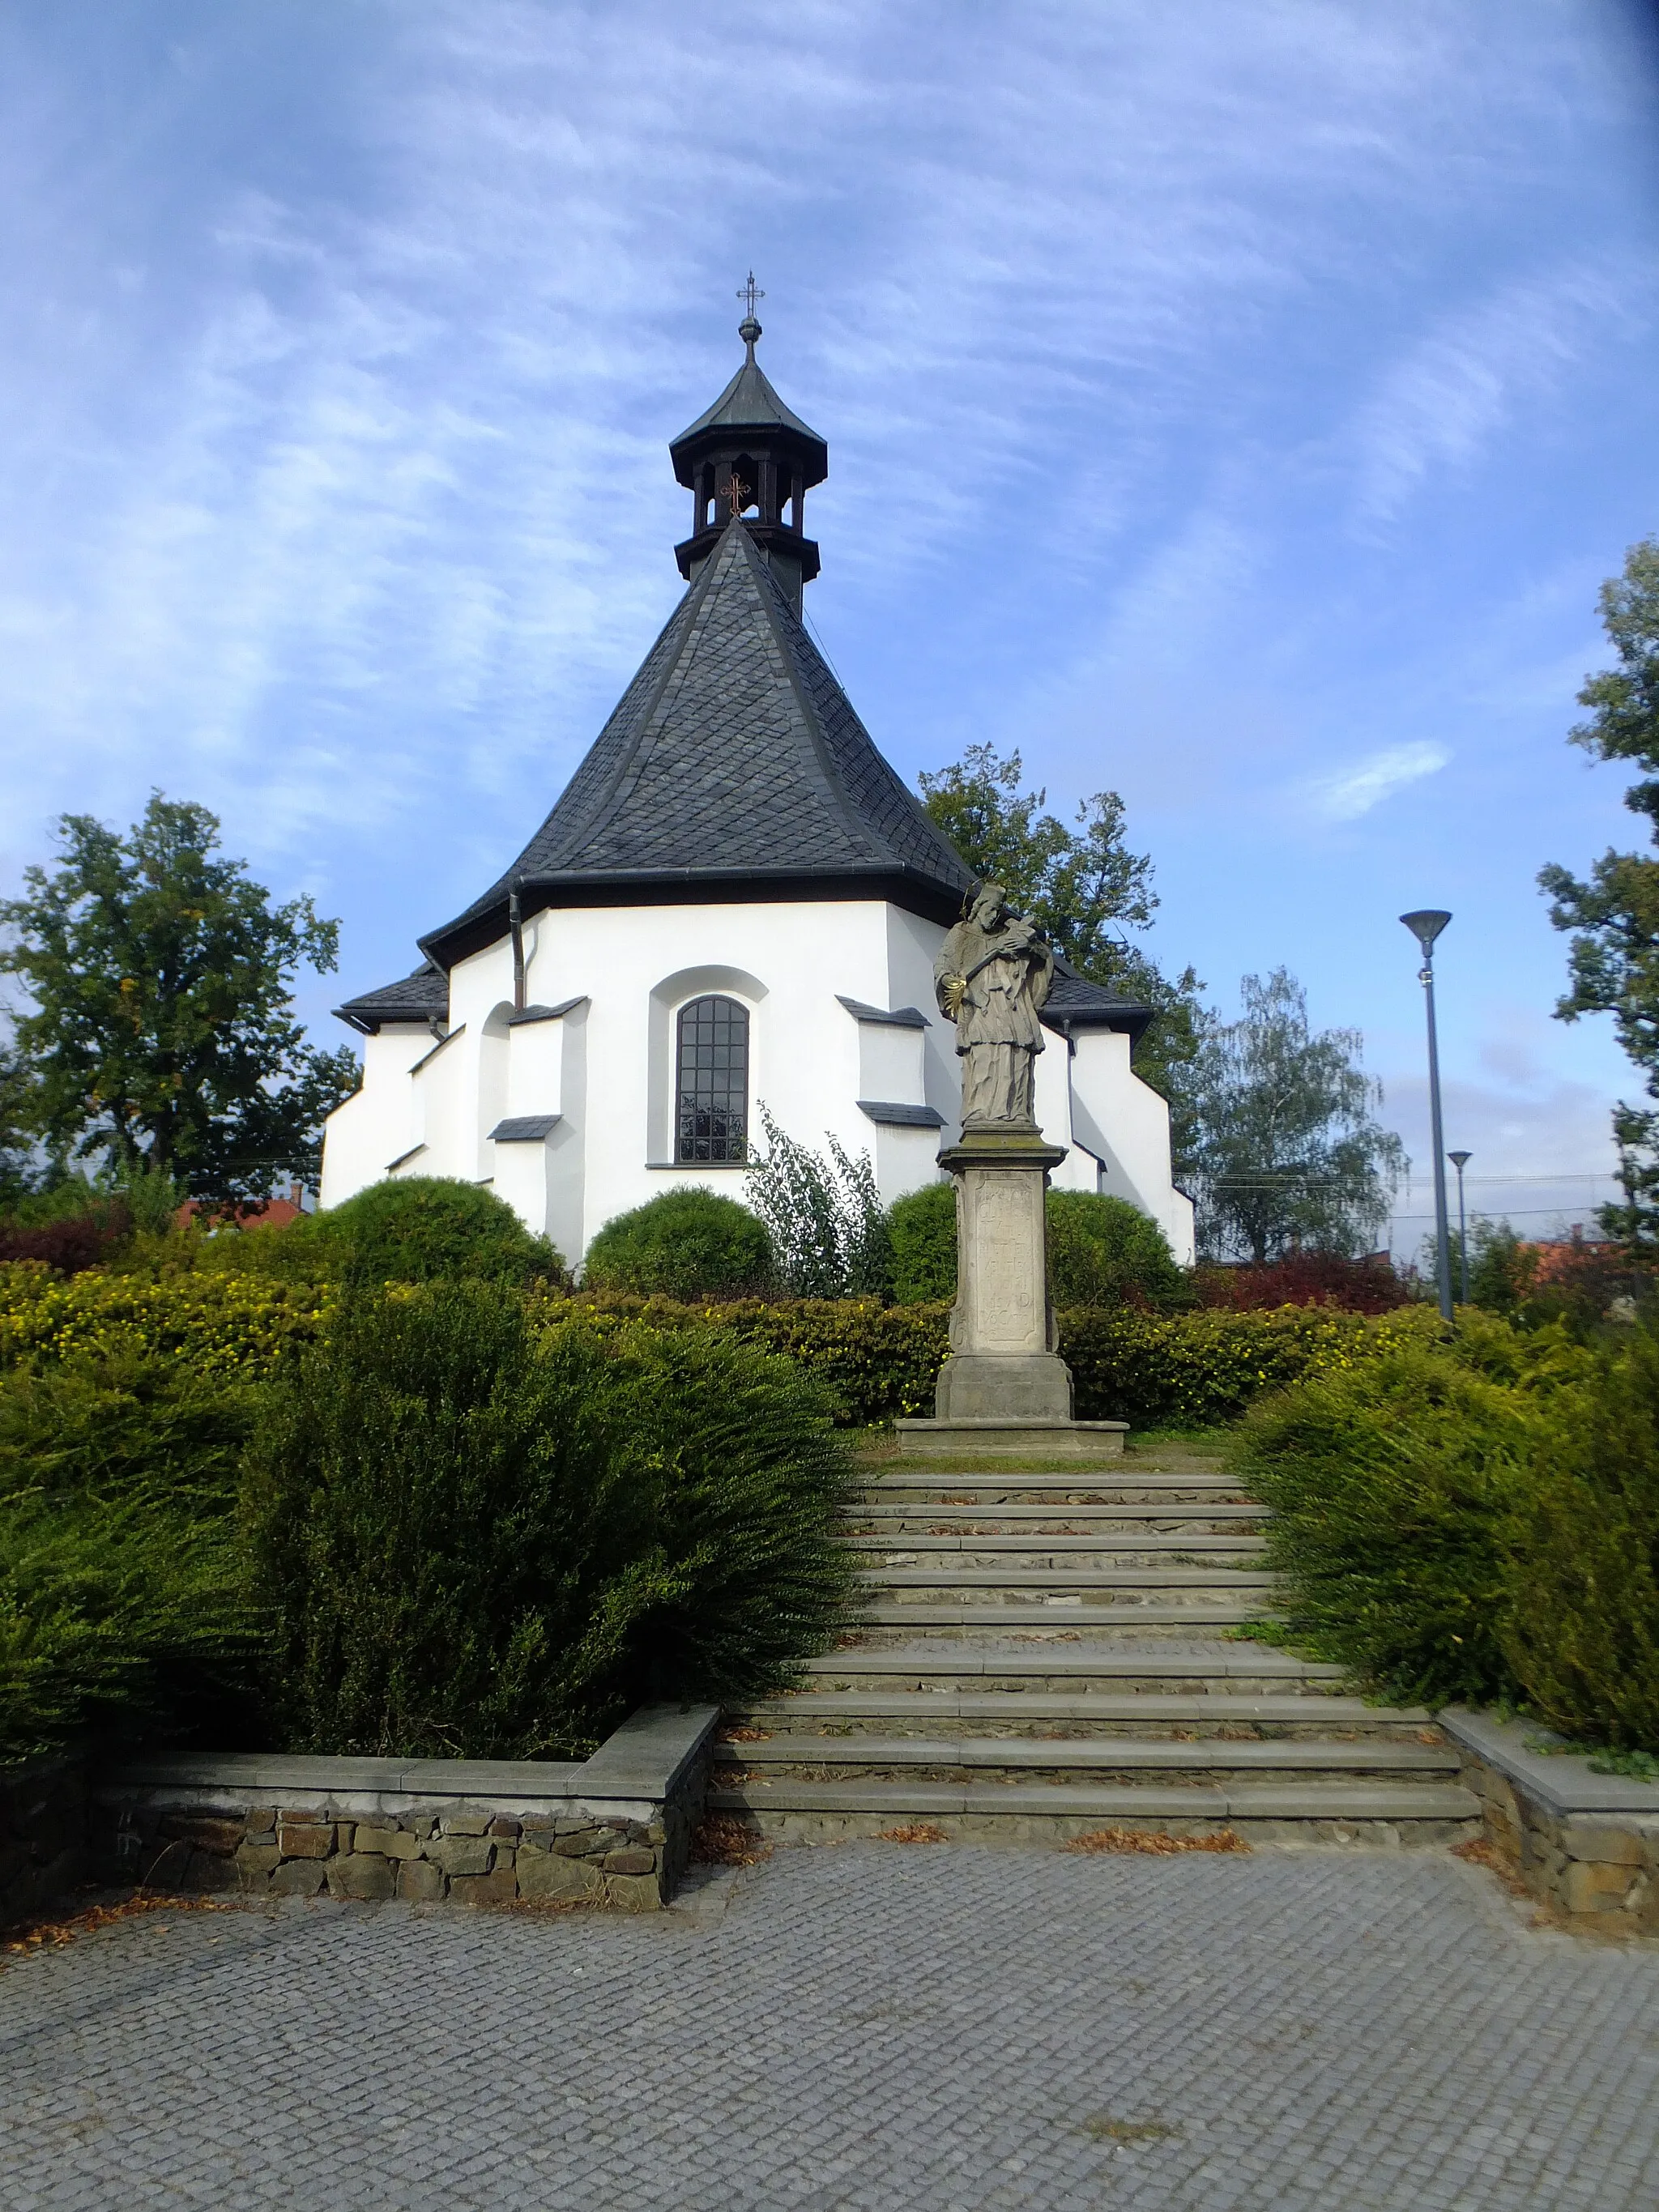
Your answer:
[709,1447,1481,1848]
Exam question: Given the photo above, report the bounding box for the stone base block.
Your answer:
[934,1351,1074,1422]
[894,1417,1128,1459]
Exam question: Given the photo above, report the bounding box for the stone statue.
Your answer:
[934,882,1056,1129]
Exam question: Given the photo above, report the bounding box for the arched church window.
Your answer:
[676,995,748,1163]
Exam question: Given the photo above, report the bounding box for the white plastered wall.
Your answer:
[318,897,1194,1264]
[1065,1025,1196,1264]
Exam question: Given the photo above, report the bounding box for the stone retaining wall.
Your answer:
[1440,1708,1659,1937]
[101,1797,671,1911]
[2,1704,718,1927]
[1,1754,87,1929]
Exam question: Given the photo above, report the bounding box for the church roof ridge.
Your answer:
[420,518,975,966]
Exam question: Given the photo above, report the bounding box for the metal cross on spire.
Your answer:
[737,271,765,323]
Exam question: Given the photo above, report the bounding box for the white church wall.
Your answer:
[1067,1027,1196,1264]
[507,897,900,1253]
[319,896,1194,1267]
[885,906,960,1140]
[318,1025,429,1204]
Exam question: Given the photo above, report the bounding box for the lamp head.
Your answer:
[1448,1149,1472,1170]
[1400,909,1452,956]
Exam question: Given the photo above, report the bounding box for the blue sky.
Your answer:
[2,1,1657,1241]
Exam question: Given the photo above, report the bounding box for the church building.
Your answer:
[319,308,1196,1268]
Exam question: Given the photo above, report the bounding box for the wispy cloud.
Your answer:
[1302,742,1449,821]
[1348,260,1649,528]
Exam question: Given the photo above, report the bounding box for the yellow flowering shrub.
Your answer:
[0,1260,333,1377]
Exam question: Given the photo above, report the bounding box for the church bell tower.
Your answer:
[668,276,828,613]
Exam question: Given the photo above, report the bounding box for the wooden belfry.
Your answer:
[667,275,829,613]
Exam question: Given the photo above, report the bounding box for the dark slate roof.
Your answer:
[488,1115,561,1142]
[1043,955,1154,1043]
[334,961,449,1034]
[672,355,825,452]
[858,1100,945,1127]
[837,995,929,1029]
[422,519,978,965]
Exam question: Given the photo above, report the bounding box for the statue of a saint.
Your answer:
[934,882,1056,1128]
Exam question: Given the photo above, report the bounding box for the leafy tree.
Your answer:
[0,795,360,1203]
[918,743,1206,1166]
[1538,538,1659,1243]
[1188,968,1405,1263]
[0,1034,41,1205]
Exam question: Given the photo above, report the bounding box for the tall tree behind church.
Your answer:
[1188,969,1405,1263]
[918,743,1206,1169]
[1538,537,1659,1246]
[0,795,360,1204]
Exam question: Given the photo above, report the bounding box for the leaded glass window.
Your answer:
[676,995,748,1163]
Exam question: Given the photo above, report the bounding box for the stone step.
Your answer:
[713,1737,1461,1787]
[849,1503,1268,1528]
[729,1691,1435,1737]
[849,1534,1268,1560]
[859,1474,1246,1502]
[861,1566,1276,1594]
[803,1646,1346,1690]
[706,1776,1482,1845]
[855,1604,1270,1636]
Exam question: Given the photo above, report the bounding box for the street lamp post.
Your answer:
[1451,1150,1478,1300]
[1448,1149,1471,1306]
[1401,910,1454,1323]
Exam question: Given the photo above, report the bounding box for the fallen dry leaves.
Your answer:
[691,1815,773,1867]
[1066,1826,1251,1856]
[876,1822,949,1843]
[2,1891,237,1964]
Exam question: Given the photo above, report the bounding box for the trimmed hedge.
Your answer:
[0,1260,332,1378]
[2,1262,1449,1428]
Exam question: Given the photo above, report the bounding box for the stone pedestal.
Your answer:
[891,1127,1127,1457]
[934,1127,1073,1420]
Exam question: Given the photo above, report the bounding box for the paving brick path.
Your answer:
[5,1843,1657,2210]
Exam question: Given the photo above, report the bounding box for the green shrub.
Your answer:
[0,1259,332,1378]
[887,1181,956,1304]
[0,1351,262,1761]
[196,1175,562,1289]
[1504,1332,1659,1749]
[1233,1334,1555,1705]
[582,1187,774,1299]
[245,1282,855,1758]
[1047,1191,1188,1306]
[1059,1303,1440,1429]
[888,1184,1189,1311]
[531,1290,952,1426]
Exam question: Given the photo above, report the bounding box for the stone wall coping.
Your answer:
[92,1707,721,1813]
[93,1703,722,1814]
[1439,1707,1659,1821]
[91,1784,663,1823]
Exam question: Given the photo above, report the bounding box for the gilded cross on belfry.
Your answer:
[737,271,765,322]
[723,471,752,517]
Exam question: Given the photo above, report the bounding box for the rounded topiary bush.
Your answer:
[307,1176,562,1286]
[887,1181,1187,1309]
[887,1180,957,1304]
[582,1187,774,1299]
[1046,1191,1188,1307]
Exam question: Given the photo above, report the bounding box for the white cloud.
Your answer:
[1348,259,1649,527]
[1301,741,1449,821]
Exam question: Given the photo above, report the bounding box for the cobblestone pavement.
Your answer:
[4,1844,1658,2210]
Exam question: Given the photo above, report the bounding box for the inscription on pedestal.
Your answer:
[974,1174,1043,1352]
